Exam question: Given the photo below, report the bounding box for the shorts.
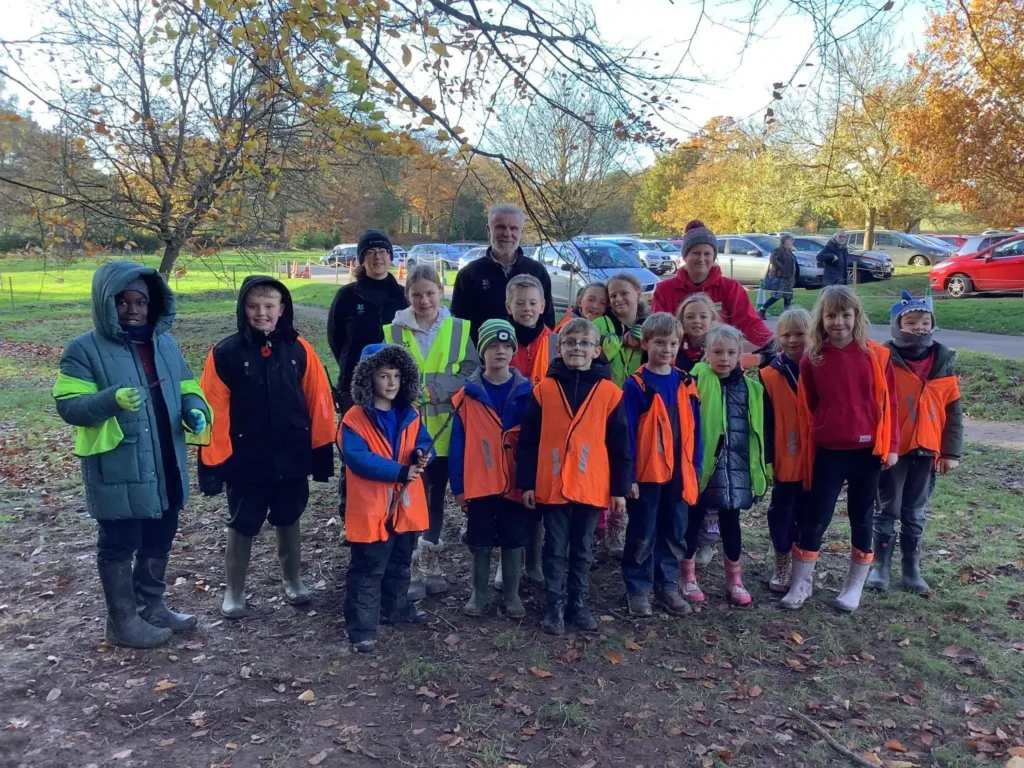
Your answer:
[226,477,310,537]
[465,496,533,549]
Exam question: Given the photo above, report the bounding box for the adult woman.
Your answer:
[327,230,408,518]
[817,230,851,286]
[759,234,798,318]
[652,220,774,350]
[593,273,649,388]
[384,264,479,599]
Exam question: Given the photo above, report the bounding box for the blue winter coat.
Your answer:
[53,262,210,521]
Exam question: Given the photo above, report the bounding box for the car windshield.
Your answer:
[656,241,680,252]
[745,235,781,251]
[903,234,941,248]
[570,244,642,269]
[463,247,486,260]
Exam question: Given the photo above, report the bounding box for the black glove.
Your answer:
[197,461,224,497]
[756,339,780,368]
[311,443,335,483]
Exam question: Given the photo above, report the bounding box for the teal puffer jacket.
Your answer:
[53,262,209,521]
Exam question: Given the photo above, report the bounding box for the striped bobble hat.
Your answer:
[477,318,517,355]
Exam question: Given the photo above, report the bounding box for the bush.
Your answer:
[290,230,337,251]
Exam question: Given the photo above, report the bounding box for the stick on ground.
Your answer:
[787,707,880,768]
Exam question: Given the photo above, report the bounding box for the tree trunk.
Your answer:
[864,208,877,251]
[159,242,181,276]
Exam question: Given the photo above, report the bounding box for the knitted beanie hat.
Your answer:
[889,290,936,351]
[477,318,518,355]
[681,219,718,257]
[121,277,149,299]
[357,229,393,263]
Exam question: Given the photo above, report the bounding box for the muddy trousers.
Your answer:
[875,455,935,551]
[344,532,418,644]
[797,447,880,553]
[685,506,741,561]
[767,481,807,555]
[622,483,688,597]
[540,503,601,605]
[96,507,180,564]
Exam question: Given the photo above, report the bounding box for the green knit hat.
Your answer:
[477,318,517,355]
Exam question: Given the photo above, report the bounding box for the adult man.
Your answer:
[451,204,555,343]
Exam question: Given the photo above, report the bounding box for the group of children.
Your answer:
[58,258,962,653]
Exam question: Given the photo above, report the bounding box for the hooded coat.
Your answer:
[197,276,336,490]
[53,261,210,521]
[817,238,850,285]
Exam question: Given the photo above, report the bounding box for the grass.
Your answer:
[957,351,1024,421]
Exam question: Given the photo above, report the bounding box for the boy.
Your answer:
[508,274,557,387]
[867,292,962,594]
[450,319,535,617]
[340,344,433,652]
[517,317,632,635]
[758,307,812,593]
[621,313,702,617]
[199,276,336,619]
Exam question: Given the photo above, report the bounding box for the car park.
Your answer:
[457,246,488,270]
[589,236,674,275]
[534,240,659,312]
[790,235,893,282]
[929,234,1024,298]
[922,233,967,249]
[955,232,1015,257]
[406,243,464,270]
[846,230,953,266]
[717,234,824,288]
[320,243,358,266]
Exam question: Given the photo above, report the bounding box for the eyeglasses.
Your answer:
[560,339,595,350]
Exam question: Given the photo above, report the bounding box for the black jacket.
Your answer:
[700,367,767,511]
[450,247,555,344]
[198,276,334,491]
[516,359,632,500]
[327,274,408,410]
[817,240,850,285]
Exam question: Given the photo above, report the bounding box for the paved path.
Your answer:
[763,317,1023,359]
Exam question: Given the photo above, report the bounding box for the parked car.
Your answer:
[956,232,1015,257]
[457,246,488,270]
[320,243,358,266]
[716,234,824,288]
[534,241,659,312]
[930,234,1024,298]
[789,235,893,282]
[846,230,953,266]
[406,243,463,270]
[921,233,967,249]
[589,236,674,275]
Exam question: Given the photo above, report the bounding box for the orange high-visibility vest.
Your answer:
[451,389,523,503]
[629,370,700,505]
[340,406,428,544]
[511,329,558,387]
[760,365,807,484]
[893,366,960,459]
[534,377,623,507]
[797,340,893,490]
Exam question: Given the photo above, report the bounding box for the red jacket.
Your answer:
[652,266,774,348]
[799,342,899,453]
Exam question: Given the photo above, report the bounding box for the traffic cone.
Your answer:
[755,279,766,310]
[397,260,405,281]
[924,284,934,312]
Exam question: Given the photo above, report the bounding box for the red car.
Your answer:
[929,234,1024,298]
[922,233,967,248]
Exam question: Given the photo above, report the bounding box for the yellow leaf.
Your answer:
[402,45,412,66]
[160,74,173,87]
[791,632,804,645]
[860,752,884,767]
[298,689,315,702]
[346,26,362,40]
[885,739,907,752]
[603,651,622,665]
[226,55,238,65]
[430,42,449,57]
[153,680,178,693]
[624,639,642,651]
[528,667,552,679]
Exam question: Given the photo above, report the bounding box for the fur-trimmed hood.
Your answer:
[349,343,422,409]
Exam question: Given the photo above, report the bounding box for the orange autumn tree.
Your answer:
[897,0,1024,227]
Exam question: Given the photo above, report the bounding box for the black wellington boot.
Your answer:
[565,594,598,631]
[900,537,930,595]
[134,556,197,632]
[865,534,894,592]
[540,598,565,636]
[99,559,171,649]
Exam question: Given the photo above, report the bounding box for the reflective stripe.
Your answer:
[578,444,589,473]
[481,438,493,470]
[551,448,560,478]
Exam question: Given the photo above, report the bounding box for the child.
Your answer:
[53,263,211,648]
[517,318,632,636]
[340,344,433,652]
[681,324,770,607]
[199,277,336,619]
[594,272,650,388]
[675,293,719,373]
[555,282,609,330]
[758,307,813,593]
[450,319,536,617]
[621,313,703,617]
[781,286,899,612]
[508,274,557,387]
[866,292,962,594]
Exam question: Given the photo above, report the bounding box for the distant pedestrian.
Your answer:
[759,234,797,317]
[817,230,851,286]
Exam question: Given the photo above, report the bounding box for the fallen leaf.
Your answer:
[274,684,286,693]
[153,680,178,693]
[488,670,504,682]
[943,645,964,658]
[791,632,805,645]
[46,688,61,702]
[444,633,459,646]
[1009,747,1024,757]
[240,665,252,679]
[111,749,133,760]
[308,749,329,765]
[561,647,581,663]
[579,697,596,706]
[528,667,553,679]
[190,729,209,739]
[225,743,237,750]
[749,685,763,698]
[625,639,642,651]
[921,732,934,747]
[1005,757,1024,768]
[860,752,884,766]
[316,719,338,728]
[888,762,917,768]
[298,689,315,702]
[898,638,911,647]
[156,739,175,747]
[885,739,907,752]
[603,651,622,665]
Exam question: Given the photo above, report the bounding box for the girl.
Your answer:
[675,292,719,373]
[781,286,898,612]
[556,282,609,329]
[593,272,649,388]
[384,264,480,599]
[758,307,812,593]
[681,325,769,607]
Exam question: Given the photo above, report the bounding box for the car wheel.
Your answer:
[908,255,930,267]
[945,274,973,298]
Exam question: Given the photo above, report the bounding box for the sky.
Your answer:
[1,0,936,160]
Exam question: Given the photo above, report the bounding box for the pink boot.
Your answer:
[724,555,752,607]
[679,556,705,603]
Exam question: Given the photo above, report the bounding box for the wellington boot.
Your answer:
[276,523,312,605]
[835,548,873,613]
[524,521,545,584]
[565,595,597,631]
[540,599,565,636]
[679,556,705,603]
[416,537,448,595]
[500,548,526,618]
[780,548,817,610]
[865,534,894,592]
[134,556,197,632]
[463,548,492,616]
[221,529,253,619]
[98,559,171,649]
[900,539,930,595]
[724,555,752,607]
[768,550,792,594]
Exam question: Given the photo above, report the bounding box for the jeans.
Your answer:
[761,295,792,312]
[344,531,418,643]
[797,447,880,553]
[685,506,741,561]
[541,503,600,605]
[96,507,180,564]
[622,483,688,596]
[876,455,935,551]
[422,457,449,544]
[767,481,806,555]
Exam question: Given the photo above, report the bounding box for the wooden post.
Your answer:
[8,277,13,310]
[232,266,237,293]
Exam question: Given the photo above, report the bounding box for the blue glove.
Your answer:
[185,408,207,434]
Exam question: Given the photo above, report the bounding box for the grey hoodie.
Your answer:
[390,305,480,406]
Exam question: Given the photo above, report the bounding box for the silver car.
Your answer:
[589,236,674,275]
[717,234,824,288]
[956,232,1015,256]
[846,230,953,266]
[533,241,659,312]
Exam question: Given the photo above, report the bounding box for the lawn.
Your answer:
[1,305,1022,766]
